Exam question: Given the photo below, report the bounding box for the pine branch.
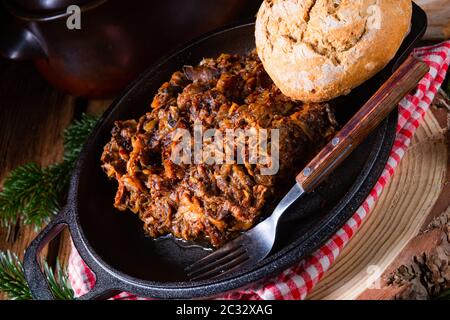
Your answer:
[0,114,98,228]
[0,251,74,300]
[0,163,68,227]
[43,260,74,300]
[0,251,32,300]
[63,114,99,164]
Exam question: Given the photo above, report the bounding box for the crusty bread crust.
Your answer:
[255,0,412,102]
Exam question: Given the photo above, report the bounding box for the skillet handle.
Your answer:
[23,207,121,300]
[23,209,69,300]
[76,271,122,300]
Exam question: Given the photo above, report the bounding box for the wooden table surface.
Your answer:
[0,2,449,299]
[0,59,111,300]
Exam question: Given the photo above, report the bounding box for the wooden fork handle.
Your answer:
[296,55,429,193]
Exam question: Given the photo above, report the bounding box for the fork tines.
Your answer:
[185,244,249,281]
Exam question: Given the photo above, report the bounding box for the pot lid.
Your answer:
[6,0,99,13]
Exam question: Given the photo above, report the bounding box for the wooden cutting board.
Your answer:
[309,108,449,300]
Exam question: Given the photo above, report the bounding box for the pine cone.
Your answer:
[388,209,450,300]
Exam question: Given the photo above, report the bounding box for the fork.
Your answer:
[185,55,429,281]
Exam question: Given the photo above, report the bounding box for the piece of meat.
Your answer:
[101,51,338,247]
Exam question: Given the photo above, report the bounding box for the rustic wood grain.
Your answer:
[308,110,448,300]
[353,106,450,300]
[416,0,450,40]
[0,59,112,299]
[420,105,450,229]
[0,59,76,299]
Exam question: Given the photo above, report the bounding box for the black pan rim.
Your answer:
[60,4,426,299]
[68,27,397,298]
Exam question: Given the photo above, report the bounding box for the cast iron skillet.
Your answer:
[24,3,427,300]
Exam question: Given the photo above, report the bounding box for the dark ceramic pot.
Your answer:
[0,0,261,97]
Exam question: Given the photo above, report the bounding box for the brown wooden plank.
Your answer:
[309,108,448,300]
[354,107,450,300]
[420,106,450,229]
[0,59,76,299]
[416,0,450,40]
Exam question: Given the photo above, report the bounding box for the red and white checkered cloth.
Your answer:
[68,41,450,300]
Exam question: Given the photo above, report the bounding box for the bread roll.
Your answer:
[255,0,412,102]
